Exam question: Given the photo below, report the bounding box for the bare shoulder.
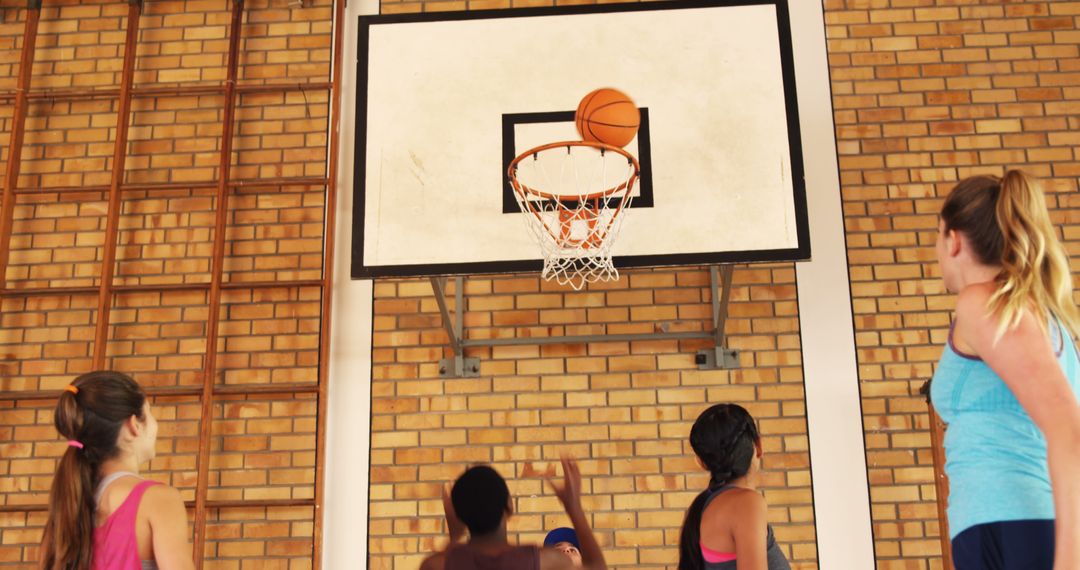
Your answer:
[419,552,446,570]
[702,486,766,533]
[725,487,767,512]
[702,486,766,515]
[955,282,996,318]
[144,483,184,505]
[142,483,186,519]
[953,282,1002,351]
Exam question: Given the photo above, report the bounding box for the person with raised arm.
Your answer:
[420,457,606,570]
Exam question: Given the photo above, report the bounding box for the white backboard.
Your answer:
[352,0,810,278]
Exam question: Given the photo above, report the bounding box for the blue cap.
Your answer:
[544,527,580,549]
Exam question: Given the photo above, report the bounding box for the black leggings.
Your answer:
[952,519,1054,570]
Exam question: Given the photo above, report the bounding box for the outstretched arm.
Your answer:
[546,456,607,570]
[955,286,1080,570]
[420,484,466,570]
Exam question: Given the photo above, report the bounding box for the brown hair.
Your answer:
[940,170,1080,341]
[40,371,146,570]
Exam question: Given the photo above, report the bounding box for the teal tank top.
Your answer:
[930,317,1080,538]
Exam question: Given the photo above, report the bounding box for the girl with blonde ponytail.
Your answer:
[40,371,194,570]
[931,170,1080,570]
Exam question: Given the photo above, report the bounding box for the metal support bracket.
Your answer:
[695,346,740,369]
[430,277,479,378]
[430,266,740,377]
[695,264,741,370]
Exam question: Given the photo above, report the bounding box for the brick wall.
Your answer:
[367,267,818,569]
[0,0,333,567]
[826,1,1080,568]
[363,1,1080,570]
[4,0,1080,569]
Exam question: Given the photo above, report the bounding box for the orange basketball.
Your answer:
[575,88,640,148]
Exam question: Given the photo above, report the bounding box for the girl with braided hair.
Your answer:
[677,404,790,570]
[39,371,193,570]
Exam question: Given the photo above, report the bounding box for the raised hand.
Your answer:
[544,455,606,570]
[442,482,467,543]
[546,455,584,515]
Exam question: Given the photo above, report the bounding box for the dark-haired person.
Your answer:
[420,458,606,570]
[930,171,1080,570]
[40,371,194,570]
[678,403,790,570]
[544,527,582,566]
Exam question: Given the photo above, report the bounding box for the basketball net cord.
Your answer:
[509,143,638,290]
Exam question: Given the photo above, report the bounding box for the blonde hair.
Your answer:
[940,170,1080,341]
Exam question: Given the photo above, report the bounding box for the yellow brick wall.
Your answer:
[367,268,818,569]
[0,0,332,567]
[5,0,1080,568]
[363,1,1080,570]
[827,1,1080,568]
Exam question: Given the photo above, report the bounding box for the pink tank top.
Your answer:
[93,479,159,570]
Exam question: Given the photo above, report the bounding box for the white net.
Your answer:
[508,142,639,290]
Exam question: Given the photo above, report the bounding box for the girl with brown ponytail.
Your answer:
[40,371,194,570]
[677,404,790,570]
[930,170,1080,570]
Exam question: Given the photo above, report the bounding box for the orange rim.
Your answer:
[507,140,640,202]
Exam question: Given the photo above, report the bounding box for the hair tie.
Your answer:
[64,385,79,395]
[67,440,84,450]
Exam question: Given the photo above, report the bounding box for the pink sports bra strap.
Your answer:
[700,543,737,563]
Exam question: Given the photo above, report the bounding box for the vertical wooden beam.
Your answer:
[191,0,245,566]
[312,0,346,564]
[928,403,952,568]
[91,0,143,367]
[0,4,42,290]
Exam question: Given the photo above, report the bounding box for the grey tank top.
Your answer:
[96,471,160,570]
[701,486,791,570]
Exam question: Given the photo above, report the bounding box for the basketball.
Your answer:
[575,88,640,148]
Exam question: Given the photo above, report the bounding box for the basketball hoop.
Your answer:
[508,141,640,290]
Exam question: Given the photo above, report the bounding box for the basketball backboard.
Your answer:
[352,0,809,279]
